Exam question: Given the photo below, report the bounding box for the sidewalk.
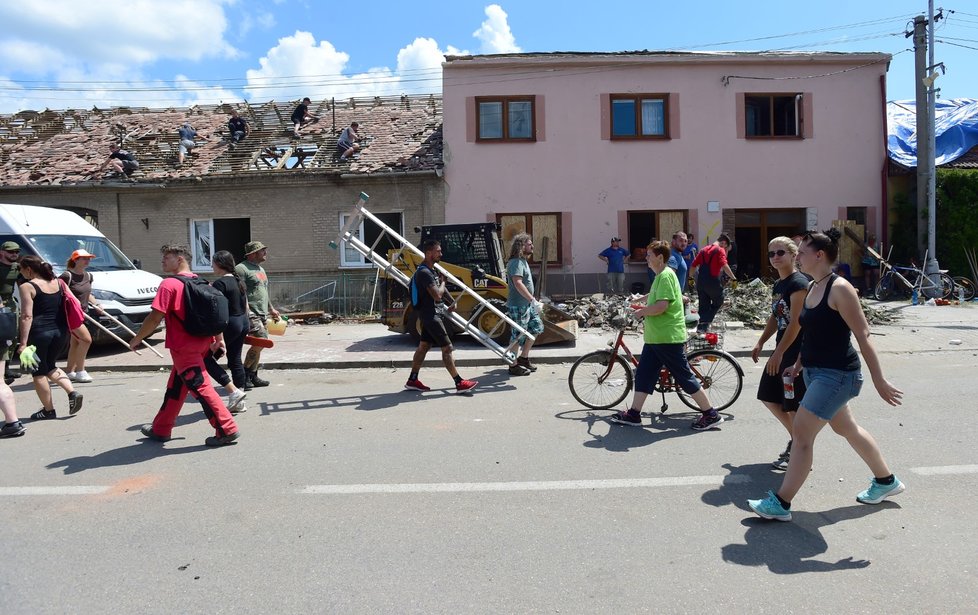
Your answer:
[81,301,978,373]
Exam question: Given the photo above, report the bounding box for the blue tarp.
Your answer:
[887,98,978,168]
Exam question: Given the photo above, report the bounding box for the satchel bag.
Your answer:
[58,279,86,331]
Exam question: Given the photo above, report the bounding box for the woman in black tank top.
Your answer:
[748,229,904,522]
[16,255,84,421]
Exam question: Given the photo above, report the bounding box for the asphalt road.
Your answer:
[2,353,976,614]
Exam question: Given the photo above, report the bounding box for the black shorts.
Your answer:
[757,367,807,411]
[420,316,452,348]
[28,327,69,376]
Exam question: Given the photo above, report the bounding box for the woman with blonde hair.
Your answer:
[749,229,903,522]
[59,249,104,383]
[751,236,809,470]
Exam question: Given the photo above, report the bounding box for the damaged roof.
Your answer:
[0,95,443,187]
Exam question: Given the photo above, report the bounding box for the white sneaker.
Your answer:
[73,370,93,383]
[65,371,77,382]
[230,402,247,415]
[227,389,248,411]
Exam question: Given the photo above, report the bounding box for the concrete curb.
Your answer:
[73,344,978,374]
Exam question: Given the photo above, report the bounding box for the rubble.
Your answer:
[555,280,899,332]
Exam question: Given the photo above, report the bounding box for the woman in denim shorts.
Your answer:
[749,229,904,522]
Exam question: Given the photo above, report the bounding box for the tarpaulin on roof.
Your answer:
[887,98,978,168]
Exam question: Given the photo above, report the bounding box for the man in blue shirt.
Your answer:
[682,233,699,270]
[599,237,629,295]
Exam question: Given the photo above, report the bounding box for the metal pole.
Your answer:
[913,15,928,259]
[925,0,942,295]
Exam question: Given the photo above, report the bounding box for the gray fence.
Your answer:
[270,272,381,316]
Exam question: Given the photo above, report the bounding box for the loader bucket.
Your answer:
[534,304,579,345]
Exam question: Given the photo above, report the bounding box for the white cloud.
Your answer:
[0,41,67,75]
[473,4,521,54]
[0,0,239,72]
[244,31,459,101]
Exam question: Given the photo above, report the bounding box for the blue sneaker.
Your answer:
[748,490,792,521]
[856,477,905,504]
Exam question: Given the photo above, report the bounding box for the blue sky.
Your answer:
[0,1,972,113]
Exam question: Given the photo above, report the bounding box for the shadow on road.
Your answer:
[705,462,901,573]
[257,369,517,414]
[47,440,208,475]
[721,502,900,574]
[555,408,734,453]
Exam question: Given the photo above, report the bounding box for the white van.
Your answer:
[0,203,163,344]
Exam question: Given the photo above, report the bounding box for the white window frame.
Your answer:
[339,212,404,268]
[189,218,215,272]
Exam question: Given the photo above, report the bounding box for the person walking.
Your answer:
[750,237,808,471]
[506,233,544,376]
[0,378,24,438]
[690,233,735,333]
[129,244,239,447]
[598,237,629,295]
[611,241,723,430]
[203,251,249,413]
[16,255,83,421]
[59,249,104,384]
[403,239,478,394]
[0,241,22,385]
[748,228,904,522]
[235,241,280,389]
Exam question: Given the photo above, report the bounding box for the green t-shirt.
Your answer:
[506,258,533,308]
[644,266,687,345]
[235,260,270,317]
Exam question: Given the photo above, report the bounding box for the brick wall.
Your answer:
[0,173,445,278]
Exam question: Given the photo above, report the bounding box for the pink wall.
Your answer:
[443,53,888,274]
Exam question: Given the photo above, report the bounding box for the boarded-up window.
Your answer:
[496,213,562,264]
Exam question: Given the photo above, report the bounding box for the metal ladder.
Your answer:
[330,192,533,365]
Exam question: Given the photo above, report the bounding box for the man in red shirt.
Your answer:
[129,244,239,447]
[690,233,736,334]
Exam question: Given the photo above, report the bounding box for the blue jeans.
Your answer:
[800,367,863,420]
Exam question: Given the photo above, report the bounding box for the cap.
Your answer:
[611,237,622,242]
[70,249,97,260]
[244,241,267,255]
[1,241,20,251]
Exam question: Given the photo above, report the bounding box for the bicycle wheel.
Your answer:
[953,276,976,301]
[677,349,743,412]
[568,350,633,410]
[875,274,894,301]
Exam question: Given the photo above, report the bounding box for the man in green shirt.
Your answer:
[235,241,280,389]
[611,240,722,430]
[0,241,22,385]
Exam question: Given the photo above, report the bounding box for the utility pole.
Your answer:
[924,0,941,294]
[913,15,928,260]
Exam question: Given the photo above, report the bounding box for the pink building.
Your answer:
[442,51,890,293]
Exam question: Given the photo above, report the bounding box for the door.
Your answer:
[734,209,807,279]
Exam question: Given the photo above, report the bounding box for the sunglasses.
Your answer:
[768,249,787,258]
[4,250,19,254]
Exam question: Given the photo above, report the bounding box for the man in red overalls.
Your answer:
[129,244,239,447]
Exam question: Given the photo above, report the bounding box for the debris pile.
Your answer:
[555,280,900,332]
[556,294,641,331]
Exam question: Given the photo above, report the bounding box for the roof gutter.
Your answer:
[0,182,167,191]
[339,169,440,180]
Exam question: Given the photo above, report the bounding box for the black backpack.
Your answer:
[173,276,229,337]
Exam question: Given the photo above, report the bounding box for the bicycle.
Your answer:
[952,275,976,301]
[567,324,744,413]
[874,252,954,301]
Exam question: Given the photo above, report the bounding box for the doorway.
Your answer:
[734,209,807,279]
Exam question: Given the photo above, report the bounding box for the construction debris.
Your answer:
[555,280,899,332]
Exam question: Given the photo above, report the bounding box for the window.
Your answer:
[745,94,803,138]
[611,94,669,139]
[189,218,251,272]
[339,211,403,268]
[476,96,536,141]
[496,213,561,264]
[847,206,867,227]
[626,210,688,260]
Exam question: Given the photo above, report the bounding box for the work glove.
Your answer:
[19,345,39,371]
